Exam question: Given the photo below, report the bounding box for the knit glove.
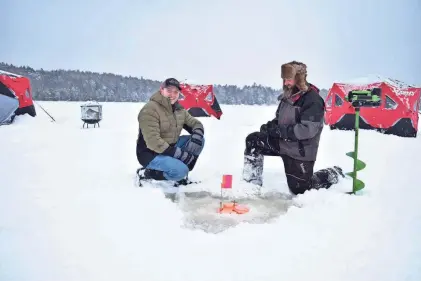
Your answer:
[184,128,204,156]
[171,147,197,166]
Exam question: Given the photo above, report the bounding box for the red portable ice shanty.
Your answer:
[0,70,36,118]
[324,75,420,137]
[178,83,223,119]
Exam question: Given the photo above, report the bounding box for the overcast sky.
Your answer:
[2,0,420,89]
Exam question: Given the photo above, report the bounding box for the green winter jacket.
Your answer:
[136,91,204,166]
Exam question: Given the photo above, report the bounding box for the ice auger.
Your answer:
[345,88,381,194]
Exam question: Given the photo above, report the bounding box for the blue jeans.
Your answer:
[146,135,205,181]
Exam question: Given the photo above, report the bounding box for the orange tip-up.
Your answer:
[218,202,250,214]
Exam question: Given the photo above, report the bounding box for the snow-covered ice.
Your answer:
[1,101,420,281]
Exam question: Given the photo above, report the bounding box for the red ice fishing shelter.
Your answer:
[178,83,223,119]
[325,76,420,137]
[0,70,36,117]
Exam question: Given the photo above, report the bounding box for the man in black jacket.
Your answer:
[242,61,344,195]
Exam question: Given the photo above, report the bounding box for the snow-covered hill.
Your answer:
[1,101,420,281]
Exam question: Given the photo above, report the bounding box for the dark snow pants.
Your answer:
[243,132,341,195]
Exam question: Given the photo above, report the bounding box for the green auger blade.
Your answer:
[346,175,365,192]
[345,151,366,171]
[345,106,367,194]
[345,151,366,192]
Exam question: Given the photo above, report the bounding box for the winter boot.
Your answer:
[137,168,166,186]
[174,174,194,187]
[311,166,345,190]
[242,153,264,186]
[144,169,166,180]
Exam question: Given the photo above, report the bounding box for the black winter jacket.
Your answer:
[267,84,325,161]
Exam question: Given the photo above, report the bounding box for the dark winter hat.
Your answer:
[162,78,182,91]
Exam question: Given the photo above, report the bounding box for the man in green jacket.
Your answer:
[136,78,205,184]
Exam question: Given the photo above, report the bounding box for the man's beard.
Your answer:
[282,84,295,99]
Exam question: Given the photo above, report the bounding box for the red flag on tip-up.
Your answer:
[218,174,250,214]
[221,174,232,188]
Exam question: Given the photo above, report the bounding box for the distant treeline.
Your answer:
[0,62,328,105]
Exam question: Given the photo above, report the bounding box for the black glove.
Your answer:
[184,128,204,156]
[164,145,196,166]
[260,123,268,134]
[260,120,276,134]
[267,122,287,139]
